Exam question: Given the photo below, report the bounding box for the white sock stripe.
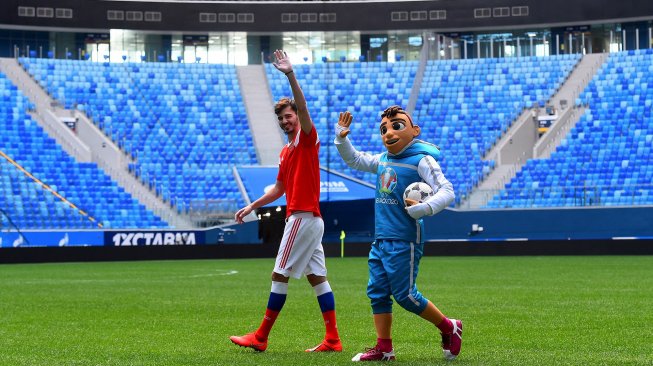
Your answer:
[313,281,332,296]
[271,281,289,294]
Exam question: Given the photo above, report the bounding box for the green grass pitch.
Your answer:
[0,255,652,365]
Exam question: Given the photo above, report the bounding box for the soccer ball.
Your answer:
[403,182,434,204]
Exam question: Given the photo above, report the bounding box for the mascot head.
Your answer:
[379,105,420,155]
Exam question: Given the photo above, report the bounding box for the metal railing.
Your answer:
[0,156,101,229]
[188,199,239,227]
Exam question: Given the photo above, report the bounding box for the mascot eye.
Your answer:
[392,122,407,131]
[380,126,388,135]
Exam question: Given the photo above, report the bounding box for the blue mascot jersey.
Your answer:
[374,141,441,243]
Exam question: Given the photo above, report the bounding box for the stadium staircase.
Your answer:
[486,50,653,208]
[0,57,189,228]
[236,65,284,165]
[461,53,608,209]
[0,58,92,163]
[533,53,609,159]
[405,43,430,115]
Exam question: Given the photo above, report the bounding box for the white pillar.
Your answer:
[450,38,454,60]
[556,34,559,55]
[517,37,521,57]
[635,28,639,50]
[649,27,652,49]
[464,40,468,59]
[490,38,494,58]
[622,29,626,51]
[589,37,593,53]
[503,38,507,57]
[581,33,585,54]
[568,33,572,54]
[477,38,480,59]
[529,36,534,56]
[610,30,614,52]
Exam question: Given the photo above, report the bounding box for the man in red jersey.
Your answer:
[230,50,342,354]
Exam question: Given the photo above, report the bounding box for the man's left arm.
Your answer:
[272,49,313,135]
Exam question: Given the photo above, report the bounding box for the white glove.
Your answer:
[335,123,348,138]
[405,202,432,220]
[335,112,353,139]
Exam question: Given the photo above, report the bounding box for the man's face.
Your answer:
[277,105,299,136]
[379,112,420,154]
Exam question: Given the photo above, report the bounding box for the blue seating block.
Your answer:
[487,50,653,208]
[20,59,257,213]
[0,71,167,229]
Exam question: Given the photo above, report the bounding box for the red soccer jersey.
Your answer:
[277,125,321,218]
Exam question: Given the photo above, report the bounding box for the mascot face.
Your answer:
[379,111,421,155]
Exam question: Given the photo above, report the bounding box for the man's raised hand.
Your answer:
[272,49,292,75]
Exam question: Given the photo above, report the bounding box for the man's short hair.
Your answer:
[381,105,414,126]
[274,97,297,115]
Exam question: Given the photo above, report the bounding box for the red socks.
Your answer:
[322,310,340,342]
[436,317,454,334]
[377,338,393,352]
[255,309,280,340]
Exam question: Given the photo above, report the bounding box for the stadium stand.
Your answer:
[487,50,653,208]
[0,72,167,228]
[19,52,651,213]
[265,56,579,205]
[19,58,258,215]
[415,55,581,204]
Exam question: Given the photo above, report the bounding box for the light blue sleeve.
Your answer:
[333,135,380,174]
[418,155,455,215]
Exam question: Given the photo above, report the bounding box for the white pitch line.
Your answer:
[188,270,239,278]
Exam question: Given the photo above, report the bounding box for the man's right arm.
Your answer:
[334,133,379,174]
[235,180,285,223]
